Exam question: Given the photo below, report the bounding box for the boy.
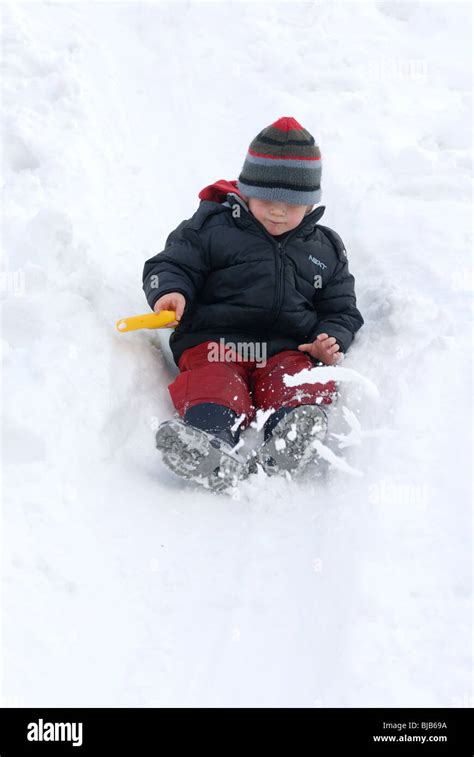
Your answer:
[143,117,363,490]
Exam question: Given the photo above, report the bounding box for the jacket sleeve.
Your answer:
[142,219,209,311]
[313,256,364,354]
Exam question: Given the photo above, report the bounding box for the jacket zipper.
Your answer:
[229,195,313,322]
[237,213,289,322]
[260,225,302,323]
[253,230,292,323]
[272,240,284,323]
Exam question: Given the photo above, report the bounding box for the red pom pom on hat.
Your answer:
[271,116,305,132]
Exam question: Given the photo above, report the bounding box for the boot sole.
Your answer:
[155,419,248,492]
[258,405,328,477]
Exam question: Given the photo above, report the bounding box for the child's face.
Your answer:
[247,197,312,236]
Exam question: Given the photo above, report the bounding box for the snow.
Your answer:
[1,1,471,708]
[285,363,380,398]
[312,439,364,478]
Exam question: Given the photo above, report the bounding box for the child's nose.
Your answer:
[270,205,286,216]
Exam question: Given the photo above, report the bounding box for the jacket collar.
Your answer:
[225,192,326,238]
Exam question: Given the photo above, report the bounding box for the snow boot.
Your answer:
[183,403,240,448]
[155,403,248,491]
[256,404,328,477]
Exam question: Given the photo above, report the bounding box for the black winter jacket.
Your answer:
[143,191,363,366]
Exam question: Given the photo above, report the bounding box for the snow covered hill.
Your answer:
[1,1,471,707]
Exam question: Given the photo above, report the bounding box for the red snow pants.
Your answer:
[168,340,337,428]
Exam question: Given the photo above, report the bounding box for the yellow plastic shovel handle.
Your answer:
[116,311,176,332]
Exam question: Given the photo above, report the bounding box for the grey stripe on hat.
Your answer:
[240,163,320,188]
[237,179,321,205]
[244,152,321,170]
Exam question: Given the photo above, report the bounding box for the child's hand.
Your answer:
[153,292,186,327]
[298,333,342,365]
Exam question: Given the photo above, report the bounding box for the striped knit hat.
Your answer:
[237,116,321,205]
